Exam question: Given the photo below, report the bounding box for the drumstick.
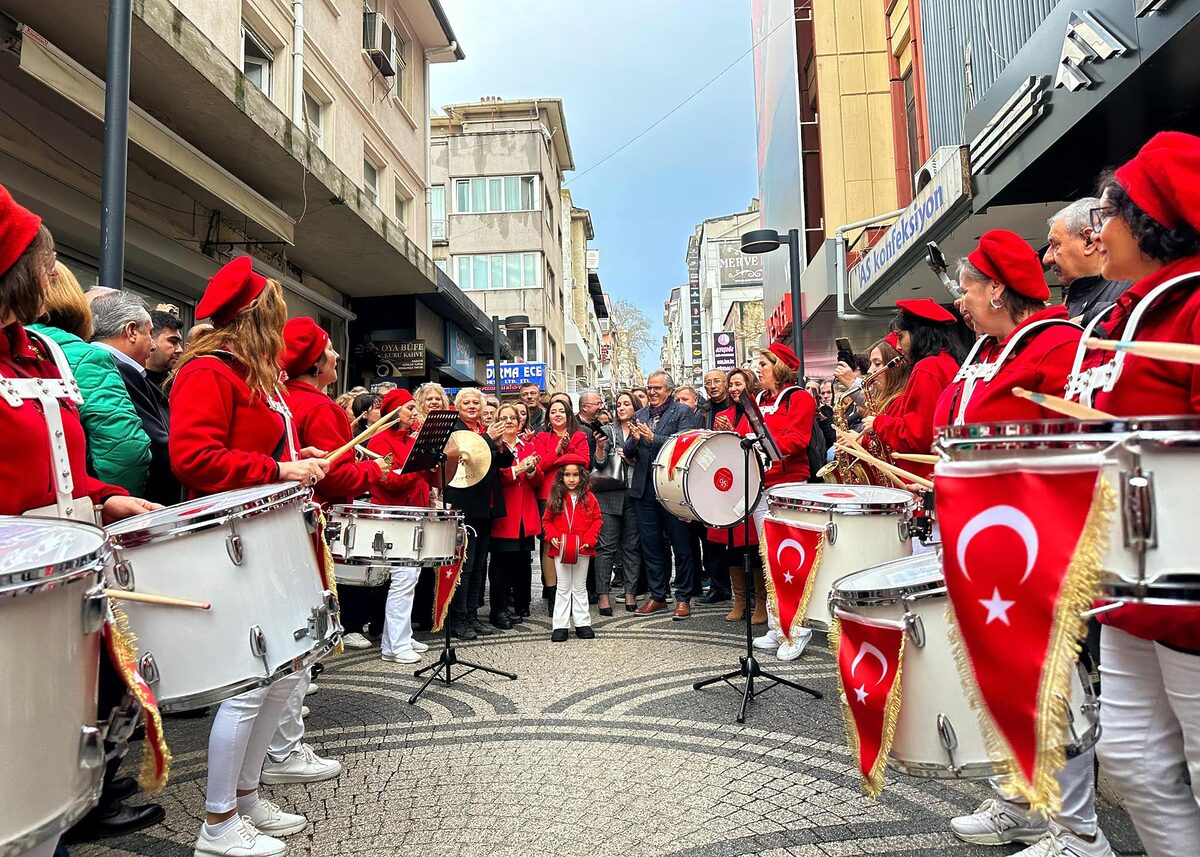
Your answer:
[326,409,402,464]
[891,453,940,465]
[837,442,934,490]
[1087,338,1200,366]
[105,589,211,610]
[1011,387,1114,420]
[835,433,909,489]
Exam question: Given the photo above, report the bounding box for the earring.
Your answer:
[989,297,1004,310]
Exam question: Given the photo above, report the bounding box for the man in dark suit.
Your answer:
[91,292,178,505]
[624,370,703,620]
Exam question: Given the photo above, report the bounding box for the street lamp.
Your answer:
[491,314,530,394]
[741,228,805,379]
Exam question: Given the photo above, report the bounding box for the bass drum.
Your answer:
[1,517,108,857]
[653,430,762,528]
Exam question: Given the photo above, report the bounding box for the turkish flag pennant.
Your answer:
[758,516,825,644]
[103,611,172,792]
[829,610,906,797]
[432,536,467,633]
[667,429,705,479]
[311,508,344,657]
[935,460,1114,813]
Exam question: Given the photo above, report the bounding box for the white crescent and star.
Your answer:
[776,538,806,578]
[849,642,890,703]
[956,505,1038,627]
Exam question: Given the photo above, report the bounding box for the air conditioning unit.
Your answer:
[913,145,961,193]
[363,11,396,77]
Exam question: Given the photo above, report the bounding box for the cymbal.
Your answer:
[449,430,491,488]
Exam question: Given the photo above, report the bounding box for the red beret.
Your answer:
[967,229,1049,300]
[884,331,900,349]
[0,184,42,277]
[380,388,413,416]
[281,317,329,378]
[764,342,801,370]
[896,298,956,324]
[1115,130,1200,232]
[196,256,268,326]
[556,453,590,470]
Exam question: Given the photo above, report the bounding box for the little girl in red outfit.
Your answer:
[542,454,603,641]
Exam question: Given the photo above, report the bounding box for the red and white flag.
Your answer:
[935,459,1113,812]
[104,616,171,791]
[830,610,906,797]
[432,538,467,633]
[759,516,824,644]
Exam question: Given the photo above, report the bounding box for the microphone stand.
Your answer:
[691,434,822,723]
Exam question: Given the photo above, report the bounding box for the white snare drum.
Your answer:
[937,417,1200,604]
[104,482,338,713]
[830,553,1100,779]
[765,484,915,629]
[327,505,464,579]
[653,430,763,528]
[1,517,108,856]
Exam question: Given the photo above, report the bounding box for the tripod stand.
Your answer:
[408,440,517,705]
[692,435,822,723]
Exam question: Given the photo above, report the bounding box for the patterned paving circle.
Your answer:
[72,603,1140,856]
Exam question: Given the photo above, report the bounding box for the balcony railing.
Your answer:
[431,219,447,242]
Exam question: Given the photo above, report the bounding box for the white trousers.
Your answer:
[382,567,420,656]
[552,557,591,630]
[1096,625,1200,857]
[989,748,1098,835]
[266,674,309,763]
[204,672,304,813]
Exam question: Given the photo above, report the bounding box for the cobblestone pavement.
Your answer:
[75,600,1143,857]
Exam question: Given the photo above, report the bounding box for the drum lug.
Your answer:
[901,607,925,648]
[138,652,160,686]
[372,530,393,557]
[249,625,268,658]
[936,713,961,773]
[325,520,343,545]
[825,520,838,545]
[1056,690,1080,745]
[898,520,910,542]
[113,558,134,590]
[79,725,105,771]
[226,522,245,566]
[82,585,108,635]
[303,502,320,534]
[102,696,142,751]
[412,524,424,554]
[344,522,357,551]
[1120,466,1157,551]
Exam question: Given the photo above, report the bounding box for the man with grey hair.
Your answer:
[576,388,605,469]
[1043,198,1128,326]
[624,370,703,619]
[91,291,176,504]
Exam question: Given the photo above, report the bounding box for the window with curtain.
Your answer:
[452,175,539,213]
[451,253,543,289]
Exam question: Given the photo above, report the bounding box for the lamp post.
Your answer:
[490,314,529,394]
[740,228,806,379]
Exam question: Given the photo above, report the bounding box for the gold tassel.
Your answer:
[315,508,344,658]
[758,525,823,644]
[106,603,172,793]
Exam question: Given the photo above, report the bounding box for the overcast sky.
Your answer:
[430,0,759,371]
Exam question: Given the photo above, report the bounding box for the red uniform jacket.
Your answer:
[709,403,759,548]
[542,491,603,558]
[285,379,378,505]
[533,430,589,501]
[169,355,297,497]
[873,352,959,479]
[492,437,542,540]
[1088,257,1200,650]
[934,307,1083,427]
[366,425,432,507]
[754,386,814,488]
[1,323,126,514]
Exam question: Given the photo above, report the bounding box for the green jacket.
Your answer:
[28,324,151,494]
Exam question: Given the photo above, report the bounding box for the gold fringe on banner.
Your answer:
[314,508,344,658]
[758,523,824,644]
[432,533,468,633]
[106,603,172,793]
[828,614,907,798]
[945,474,1114,814]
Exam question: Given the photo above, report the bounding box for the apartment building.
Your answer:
[430,97,575,393]
[560,190,606,396]
[695,200,764,372]
[0,0,498,390]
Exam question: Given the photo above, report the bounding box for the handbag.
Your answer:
[559,533,581,565]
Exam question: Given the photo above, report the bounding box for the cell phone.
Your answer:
[836,337,855,367]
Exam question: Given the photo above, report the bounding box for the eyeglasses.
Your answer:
[1089,206,1115,233]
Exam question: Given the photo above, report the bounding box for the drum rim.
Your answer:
[937,415,1200,444]
[327,504,465,522]
[334,554,455,568]
[0,517,111,596]
[829,555,945,606]
[0,767,104,856]
[766,483,915,515]
[105,482,310,547]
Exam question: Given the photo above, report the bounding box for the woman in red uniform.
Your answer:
[532,398,588,608]
[169,256,328,857]
[861,298,971,479]
[490,402,541,625]
[1083,131,1200,856]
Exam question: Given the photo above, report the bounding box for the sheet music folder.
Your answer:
[401,409,459,474]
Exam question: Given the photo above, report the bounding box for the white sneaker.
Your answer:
[260,743,342,784]
[410,639,429,653]
[1012,825,1114,857]
[304,683,318,696]
[246,797,307,837]
[300,705,309,718]
[193,816,285,857]
[341,632,371,649]
[382,648,421,664]
[951,798,1047,845]
[753,628,781,650]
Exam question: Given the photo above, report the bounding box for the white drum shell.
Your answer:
[832,554,1099,779]
[328,505,461,567]
[333,561,391,587]
[766,484,914,629]
[0,519,106,856]
[105,486,337,712]
[653,431,762,528]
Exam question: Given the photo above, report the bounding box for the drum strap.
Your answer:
[2,330,86,519]
[757,386,800,416]
[265,390,298,463]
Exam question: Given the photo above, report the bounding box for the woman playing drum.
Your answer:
[169,256,329,857]
[1082,131,1200,856]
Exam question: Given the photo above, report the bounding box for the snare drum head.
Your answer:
[768,483,914,513]
[106,482,306,537]
[675,432,761,527]
[833,553,943,602]
[0,517,107,580]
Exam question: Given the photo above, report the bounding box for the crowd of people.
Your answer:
[4,129,1200,857]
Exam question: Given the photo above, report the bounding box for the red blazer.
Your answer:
[492,437,542,539]
[366,426,432,507]
[169,355,297,497]
[542,491,603,558]
[285,379,379,505]
[533,430,589,501]
[934,307,1083,428]
[873,352,959,479]
[752,386,814,488]
[0,323,126,515]
[708,404,759,548]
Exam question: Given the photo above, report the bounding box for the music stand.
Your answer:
[408,411,517,705]
[692,393,823,723]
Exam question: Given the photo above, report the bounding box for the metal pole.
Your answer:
[491,315,500,395]
[100,0,133,289]
[787,228,806,380]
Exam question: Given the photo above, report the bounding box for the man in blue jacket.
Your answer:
[624,370,702,619]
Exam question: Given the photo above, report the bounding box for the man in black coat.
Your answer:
[520,381,548,433]
[1044,198,1129,328]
